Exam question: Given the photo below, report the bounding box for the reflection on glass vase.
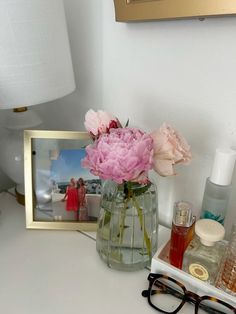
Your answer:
[96,180,158,271]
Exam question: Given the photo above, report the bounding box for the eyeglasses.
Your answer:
[142,273,236,314]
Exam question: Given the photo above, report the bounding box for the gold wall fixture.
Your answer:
[114,0,236,22]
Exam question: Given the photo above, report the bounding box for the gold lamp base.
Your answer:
[15,188,25,206]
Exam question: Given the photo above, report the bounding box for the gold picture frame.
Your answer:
[114,0,236,22]
[24,130,101,230]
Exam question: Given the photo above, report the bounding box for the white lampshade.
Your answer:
[0,0,76,204]
[0,0,75,109]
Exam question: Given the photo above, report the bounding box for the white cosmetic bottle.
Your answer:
[200,148,236,225]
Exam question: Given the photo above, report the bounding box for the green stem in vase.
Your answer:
[119,198,129,244]
[127,182,152,260]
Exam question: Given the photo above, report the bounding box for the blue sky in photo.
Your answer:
[50,149,94,183]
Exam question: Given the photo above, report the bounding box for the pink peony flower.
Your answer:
[150,123,192,176]
[82,128,153,184]
[84,109,121,139]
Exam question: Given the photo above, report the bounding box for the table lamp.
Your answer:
[0,0,76,204]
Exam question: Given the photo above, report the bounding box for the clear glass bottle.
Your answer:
[216,223,236,295]
[182,219,225,285]
[169,201,196,269]
[200,148,236,225]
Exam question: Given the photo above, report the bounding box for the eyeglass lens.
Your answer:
[150,277,235,314]
[150,277,185,313]
[198,299,234,314]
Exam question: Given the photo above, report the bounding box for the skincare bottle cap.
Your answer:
[210,148,236,186]
[195,219,225,246]
[173,201,194,227]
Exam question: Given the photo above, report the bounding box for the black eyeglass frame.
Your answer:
[142,273,236,314]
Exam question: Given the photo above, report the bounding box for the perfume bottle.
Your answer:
[182,219,225,285]
[200,148,236,225]
[169,201,195,269]
[216,223,236,295]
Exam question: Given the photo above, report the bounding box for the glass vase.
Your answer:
[96,180,158,271]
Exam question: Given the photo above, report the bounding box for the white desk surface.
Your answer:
[0,191,185,314]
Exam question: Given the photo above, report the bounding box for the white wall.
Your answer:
[0,0,236,234]
[101,1,236,234]
[35,0,103,131]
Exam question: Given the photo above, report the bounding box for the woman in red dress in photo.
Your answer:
[62,178,78,219]
[77,177,88,221]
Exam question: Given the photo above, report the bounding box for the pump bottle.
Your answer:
[200,148,236,225]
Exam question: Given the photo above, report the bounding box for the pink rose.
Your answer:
[82,128,153,184]
[84,109,121,139]
[150,123,191,176]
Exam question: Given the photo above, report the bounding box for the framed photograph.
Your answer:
[114,0,236,22]
[24,130,101,230]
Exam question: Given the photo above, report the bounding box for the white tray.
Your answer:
[151,239,236,308]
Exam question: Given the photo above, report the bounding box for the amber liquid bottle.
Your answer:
[169,201,195,269]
